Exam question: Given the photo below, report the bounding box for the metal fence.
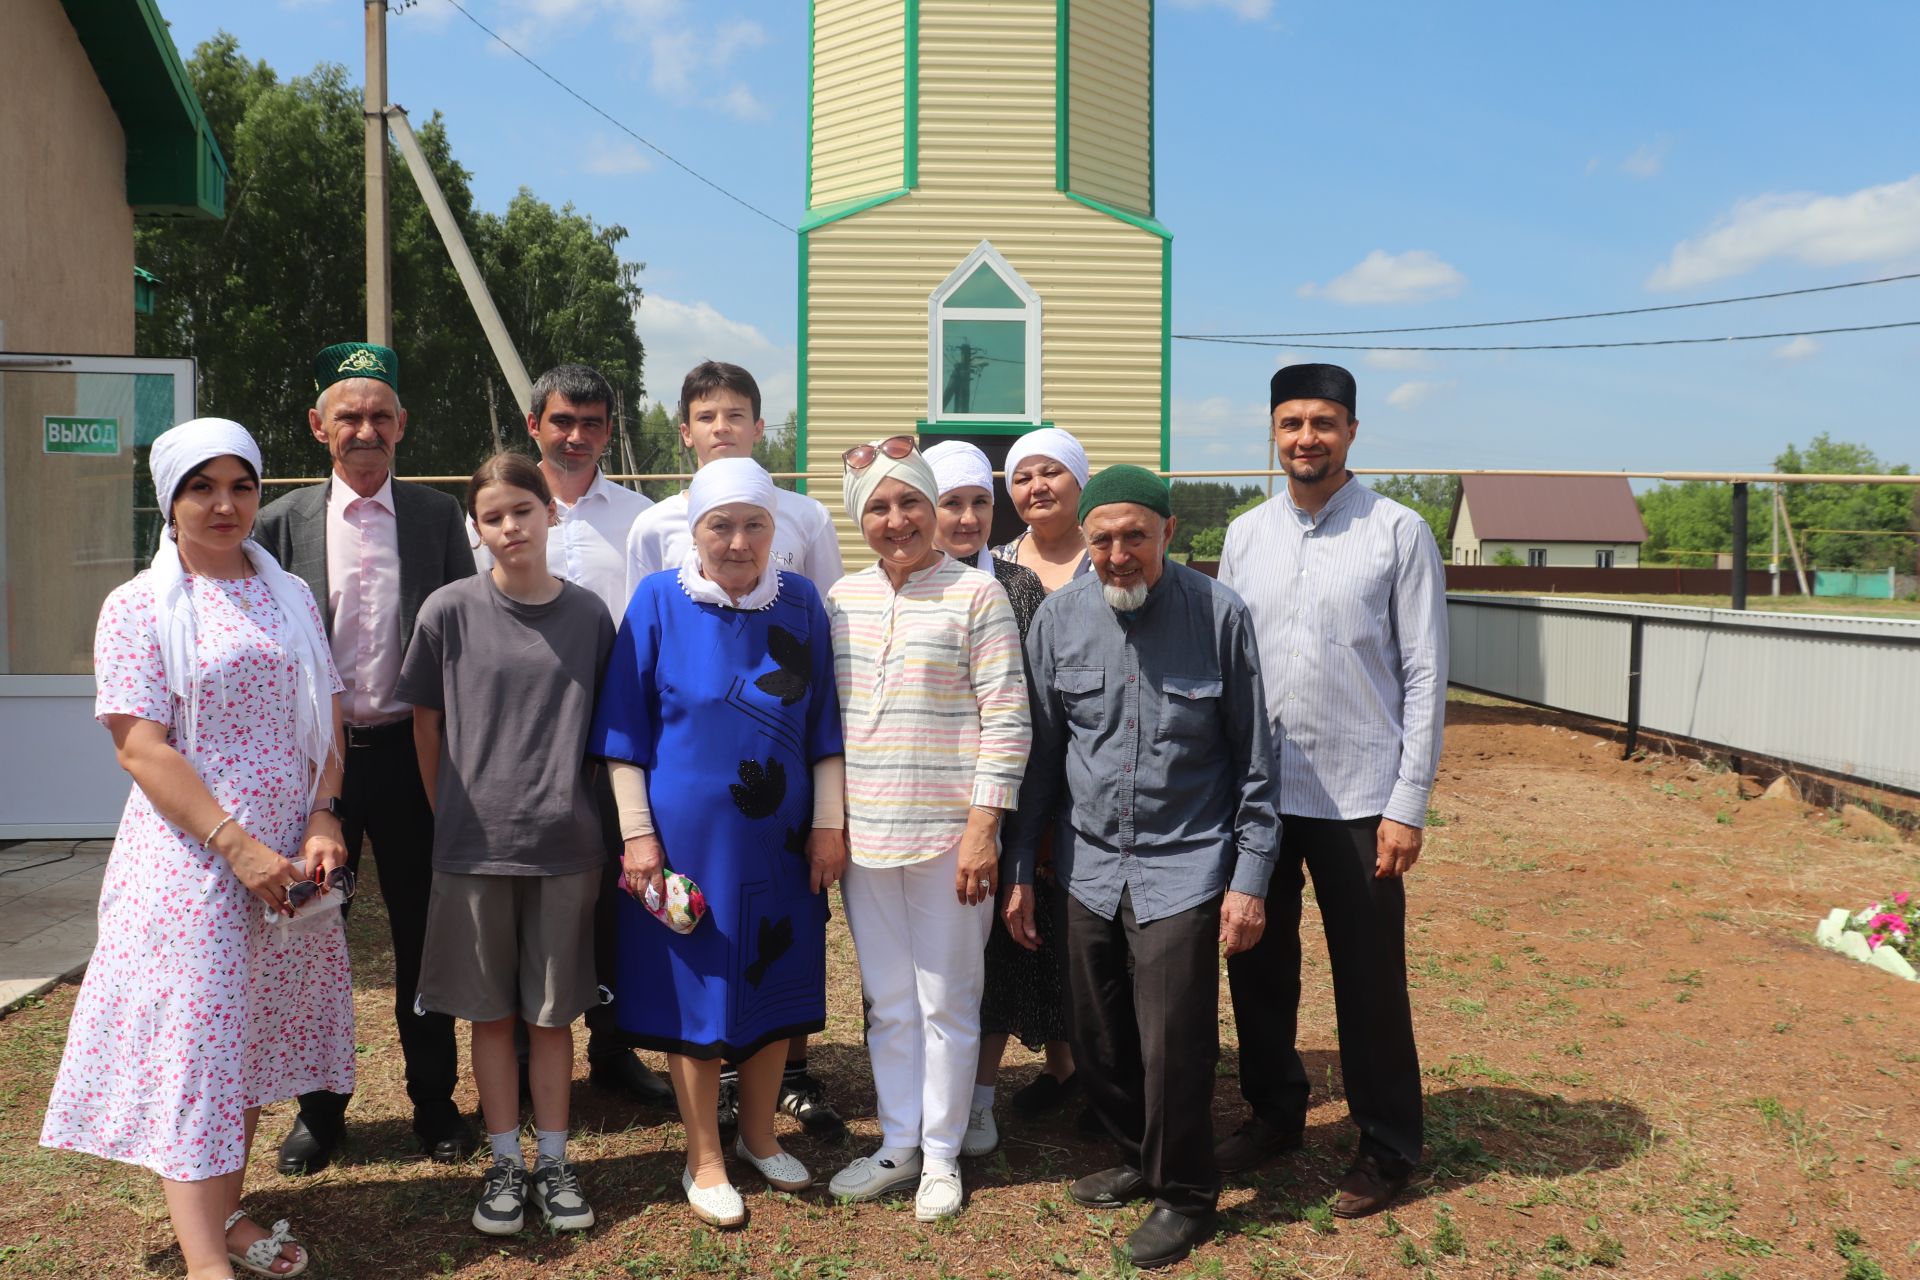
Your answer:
[1446,594,1920,795]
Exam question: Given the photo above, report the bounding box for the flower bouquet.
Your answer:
[1814,891,1918,981]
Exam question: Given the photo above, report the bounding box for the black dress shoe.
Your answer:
[1009,1071,1080,1117]
[416,1113,478,1164]
[588,1050,678,1108]
[1331,1151,1413,1218]
[1213,1116,1305,1175]
[1125,1206,1212,1270]
[276,1116,339,1176]
[1069,1164,1149,1208]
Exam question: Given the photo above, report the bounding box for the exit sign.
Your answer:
[43,416,121,456]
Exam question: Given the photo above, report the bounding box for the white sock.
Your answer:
[874,1145,918,1167]
[535,1128,567,1165]
[972,1084,996,1111]
[489,1129,521,1165]
[923,1156,960,1179]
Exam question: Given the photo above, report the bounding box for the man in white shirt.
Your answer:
[471,364,675,1109]
[1216,363,1448,1220]
[625,360,846,1135]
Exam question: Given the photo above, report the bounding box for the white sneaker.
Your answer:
[828,1150,923,1201]
[682,1168,746,1228]
[915,1167,964,1221]
[961,1105,999,1158]
[733,1136,814,1191]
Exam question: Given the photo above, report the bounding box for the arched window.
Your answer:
[927,241,1042,425]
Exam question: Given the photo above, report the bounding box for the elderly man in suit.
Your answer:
[253,342,479,1173]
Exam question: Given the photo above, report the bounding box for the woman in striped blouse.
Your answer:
[823,436,1031,1222]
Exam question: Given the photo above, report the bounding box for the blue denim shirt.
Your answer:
[1004,561,1280,924]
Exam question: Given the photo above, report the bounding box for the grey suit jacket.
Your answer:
[254,475,477,664]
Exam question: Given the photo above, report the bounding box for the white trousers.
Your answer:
[841,844,993,1162]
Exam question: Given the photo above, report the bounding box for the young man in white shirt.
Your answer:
[624,360,846,1135]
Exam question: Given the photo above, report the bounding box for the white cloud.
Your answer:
[1771,335,1821,362]
[710,18,768,66]
[1299,250,1467,306]
[633,295,794,425]
[1621,137,1670,179]
[1271,351,1309,369]
[1364,349,1436,372]
[1171,396,1269,461]
[1169,0,1274,18]
[581,136,653,175]
[719,84,768,121]
[1647,175,1920,290]
[1384,380,1450,410]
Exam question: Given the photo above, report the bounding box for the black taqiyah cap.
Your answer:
[1270,363,1357,415]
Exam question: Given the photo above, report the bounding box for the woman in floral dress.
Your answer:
[40,419,356,1280]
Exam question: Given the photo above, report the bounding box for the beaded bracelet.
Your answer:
[202,814,235,850]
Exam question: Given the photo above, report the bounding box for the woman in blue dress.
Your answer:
[588,458,847,1229]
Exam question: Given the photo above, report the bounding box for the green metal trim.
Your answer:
[805,1,815,208]
[1160,236,1171,471]
[133,266,160,316]
[904,0,920,188]
[796,233,809,496]
[800,187,912,232]
[918,419,1052,438]
[1063,191,1172,240]
[1055,0,1070,192]
[61,0,228,219]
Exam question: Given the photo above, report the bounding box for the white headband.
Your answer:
[1005,427,1089,488]
[924,440,995,500]
[687,457,778,531]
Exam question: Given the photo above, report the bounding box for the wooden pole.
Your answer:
[1778,489,1812,595]
[364,0,391,345]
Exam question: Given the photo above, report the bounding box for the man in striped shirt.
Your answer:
[1217,363,1448,1219]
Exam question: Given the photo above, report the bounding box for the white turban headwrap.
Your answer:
[686,456,778,531]
[149,418,337,802]
[679,457,782,611]
[842,441,940,521]
[1005,427,1090,489]
[923,440,996,571]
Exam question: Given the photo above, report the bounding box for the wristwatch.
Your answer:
[310,796,344,822]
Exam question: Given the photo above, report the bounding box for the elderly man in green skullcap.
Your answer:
[253,343,480,1174]
[1001,464,1280,1271]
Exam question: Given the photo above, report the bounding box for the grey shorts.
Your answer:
[417,867,603,1027]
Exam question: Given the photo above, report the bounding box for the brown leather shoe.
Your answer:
[1213,1117,1305,1176]
[1331,1152,1413,1218]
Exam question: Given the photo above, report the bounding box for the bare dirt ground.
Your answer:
[3,696,1917,1279]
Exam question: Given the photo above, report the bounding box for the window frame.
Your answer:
[1527,548,1548,568]
[927,240,1043,426]
[1595,548,1614,569]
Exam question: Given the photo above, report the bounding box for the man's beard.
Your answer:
[1102,580,1149,611]
[1289,456,1333,481]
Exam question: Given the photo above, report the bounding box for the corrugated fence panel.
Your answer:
[811,0,906,208]
[1067,0,1152,215]
[1448,595,1920,794]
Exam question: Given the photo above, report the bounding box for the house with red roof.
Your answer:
[1448,475,1647,568]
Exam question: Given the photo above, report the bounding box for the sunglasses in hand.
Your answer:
[288,865,355,910]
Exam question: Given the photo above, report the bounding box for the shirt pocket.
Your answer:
[1157,674,1224,741]
[1054,666,1106,731]
[1324,573,1392,650]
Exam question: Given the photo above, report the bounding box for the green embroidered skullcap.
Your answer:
[313,342,399,392]
[1078,464,1171,522]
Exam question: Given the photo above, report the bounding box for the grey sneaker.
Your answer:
[472,1159,527,1236]
[529,1158,595,1232]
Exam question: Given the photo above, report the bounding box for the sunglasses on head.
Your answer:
[842,435,918,472]
[288,865,355,910]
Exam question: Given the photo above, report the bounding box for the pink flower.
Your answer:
[1867,934,1884,950]
[1896,892,1911,907]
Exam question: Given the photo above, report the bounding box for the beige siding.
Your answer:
[1451,499,1478,563]
[807,0,1162,563]
[1478,541,1643,568]
[1066,0,1151,214]
[809,0,907,208]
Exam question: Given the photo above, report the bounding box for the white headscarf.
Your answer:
[679,456,781,611]
[1005,427,1090,489]
[149,418,337,800]
[924,440,996,571]
[843,442,940,521]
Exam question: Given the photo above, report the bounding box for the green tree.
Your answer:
[1188,527,1226,559]
[754,410,800,492]
[1775,434,1915,571]
[1368,475,1456,559]
[135,33,651,485]
[1168,481,1265,553]
[1636,481,1760,565]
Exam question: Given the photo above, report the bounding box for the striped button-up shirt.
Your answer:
[827,554,1030,868]
[1005,562,1279,923]
[1219,478,1448,828]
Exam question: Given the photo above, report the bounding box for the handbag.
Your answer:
[618,867,708,934]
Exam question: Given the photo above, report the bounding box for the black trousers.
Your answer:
[1062,888,1222,1218]
[298,724,459,1137]
[583,768,623,1061]
[1227,814,1422,1167]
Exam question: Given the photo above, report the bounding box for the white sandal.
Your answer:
[733,1136,814,1191]
[224,1211,309,1278]
[682,1168,747,1228]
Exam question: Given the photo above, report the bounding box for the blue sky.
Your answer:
[162,0,1919,479]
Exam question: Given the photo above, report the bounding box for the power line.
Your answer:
[435,0,795,233]
[1175,319,1920,353]
[1178,271,1920,339]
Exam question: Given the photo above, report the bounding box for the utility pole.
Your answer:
[1730,481,1748,610]
[364,0,392,346]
